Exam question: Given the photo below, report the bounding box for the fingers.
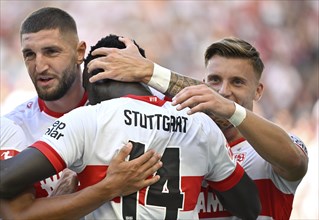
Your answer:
[141,175,161,188]
[91,47,115,56]
[113,142,133,162]
[118,36,134,48]
[137,151,162,176]
[172,85,206,112]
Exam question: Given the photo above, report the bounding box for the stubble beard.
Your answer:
[36,65,78,101]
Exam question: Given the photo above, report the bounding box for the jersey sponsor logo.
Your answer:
[45,120,65,140]
[0,150,19,159]
[234,153,246,164]
[27,101,33,108]
[197,190,230,218]
[123,109,188,133]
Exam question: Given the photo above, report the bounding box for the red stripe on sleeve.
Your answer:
[208,163,245,192]
[30,141,66,173]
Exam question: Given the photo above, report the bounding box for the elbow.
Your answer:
[283,152,308,181]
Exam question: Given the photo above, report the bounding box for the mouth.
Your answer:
[37,75,55,86]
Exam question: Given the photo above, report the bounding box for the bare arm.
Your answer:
[172,84,308,181]
[87,37,308,181]
[87,36,202,98]
[0,143,162,219]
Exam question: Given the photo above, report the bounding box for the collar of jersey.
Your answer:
[38,92,88,118]
[228,137,246,148]
[123,94,166,107]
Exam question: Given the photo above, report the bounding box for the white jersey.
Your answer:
[0,117,26,159]
[198,136,308,220]
[4,94,88,197]
[32,95,244,220]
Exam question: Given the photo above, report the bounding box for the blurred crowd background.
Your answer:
[1,1,318,219]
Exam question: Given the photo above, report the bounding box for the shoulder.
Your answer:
[0,117,26,153]
[4,96,40,121]
[0,117,24,137]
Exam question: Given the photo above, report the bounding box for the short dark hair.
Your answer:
[205,37,264,80]
[84,34,145,67]
[20,7,78,39]
[82,34,150,104]
[83,34,146,90]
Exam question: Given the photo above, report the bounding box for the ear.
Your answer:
[76,41,86,65]
[254,82,264,102]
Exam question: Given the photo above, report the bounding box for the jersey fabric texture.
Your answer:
[0,117,26,159]
[31,95,244,220]
[197,136,308,220]
[4,94,88,197]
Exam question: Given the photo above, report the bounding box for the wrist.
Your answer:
[227,102,246,127]
[147,63,171,93]
[93,178,119,201]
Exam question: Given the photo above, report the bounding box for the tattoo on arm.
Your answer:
[164,71,202,97]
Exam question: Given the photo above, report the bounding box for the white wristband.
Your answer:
[148,63,171,93]
[228,102,246,127]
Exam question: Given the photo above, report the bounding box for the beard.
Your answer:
[35,64,78,101]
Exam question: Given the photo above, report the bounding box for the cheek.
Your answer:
[25,63,35,77]
[240,94,255,109]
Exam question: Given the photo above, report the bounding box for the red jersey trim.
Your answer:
[0,149,20,160]
[30,141,66,173]
[228,137,246,148]
[207,163,244,192]
[124,94,167,106]
[38,92,88,118]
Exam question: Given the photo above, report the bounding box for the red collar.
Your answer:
[124,94,166,107]
[228,137,246,148]
[38,92,88,118]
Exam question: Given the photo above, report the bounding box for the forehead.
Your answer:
[21,29,71,50]
[206,55,256,79]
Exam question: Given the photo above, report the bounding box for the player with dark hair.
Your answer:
[0,34,261,219]
[86,36,308,219]
[1,7,162,219]
[0,116,161,220]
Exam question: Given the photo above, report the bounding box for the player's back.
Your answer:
[35,95,241,219]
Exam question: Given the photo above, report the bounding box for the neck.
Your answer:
[44,78,86,114]
[90,81,152,105]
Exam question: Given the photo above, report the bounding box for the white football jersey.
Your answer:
[198,136,308,220]
[32,95,244,220]
[4,94,88,197]
[0,117,26,159]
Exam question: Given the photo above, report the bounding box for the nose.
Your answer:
[35,54,49,73]
[218,82,232,97]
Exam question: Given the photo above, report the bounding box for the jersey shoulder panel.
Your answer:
[4,96,41,123]
[0,117,26,155]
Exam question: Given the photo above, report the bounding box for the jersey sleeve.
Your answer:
[268,133,309,194]
[289,133,308,156]
[30,106,97,173]
[202,115,244,192]
[0,117,26,159]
